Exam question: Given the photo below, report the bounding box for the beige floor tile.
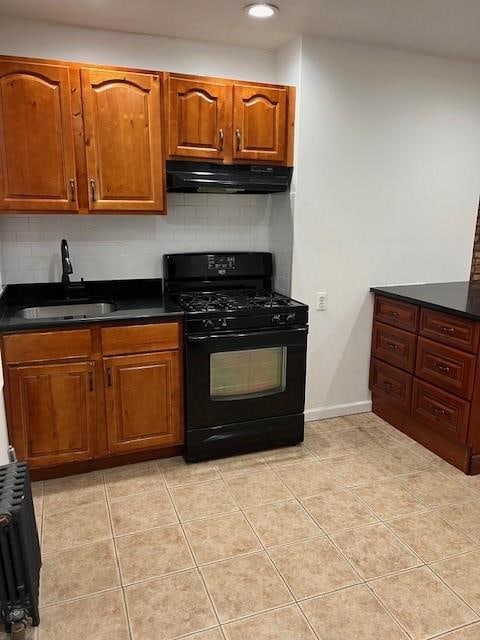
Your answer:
[321,454,392,486]
[200,551,292,622]
[225,470,292,508]
[215,452,268,477]
[43,472,104,514]
[184,512,261,565]
[223,604,316,640]
[432,551,480,614]
[104,461,163,499]
[126,569,217,640]
[42,499,111,553]
[302,489,378,533]
[435,623,480,639]
[38,590,129,640]
[352,478,428,520]
[170,479,238,521]
[332,522,421,580]
[303,432,355,459]
[269,537,361,599]
[375,447,433,475]
[41,540,120,606]
[370,566,478,640]
[436,499,480,544]
[262,444,315,467]
[245,500,322,547]
[275,461,341,497]
[110,489,177,536]
[307,416,358,432]
[331,427,377,450]
[116,524,194,585]
[157,456,219,487]
[31,481,44,516]
[300,583,407,640]
[400,471,479,507]
[186,630,224,640]
[360,426,412,450]
[387,511,476,563]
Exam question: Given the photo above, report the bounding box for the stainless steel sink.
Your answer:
[14,301,117,320]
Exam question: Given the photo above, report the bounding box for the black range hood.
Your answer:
[166,160,292,194]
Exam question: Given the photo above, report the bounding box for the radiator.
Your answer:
[0,462,41,635]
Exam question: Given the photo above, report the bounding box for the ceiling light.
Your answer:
[244,3,279,18]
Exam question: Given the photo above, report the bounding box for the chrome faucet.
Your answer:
[61,239,84,296]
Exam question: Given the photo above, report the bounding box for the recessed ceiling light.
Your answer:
[244,3,279,19]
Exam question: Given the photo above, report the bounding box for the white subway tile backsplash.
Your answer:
[0,193,293,291]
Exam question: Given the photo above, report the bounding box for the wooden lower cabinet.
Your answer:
[8,361,97,468]
[104,351,182,454]
[2,322,183,475]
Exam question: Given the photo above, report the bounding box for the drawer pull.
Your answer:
[440,326,455,335]
[433,361,451,374]
[429,404,447,417]
[386,341,399,350]
[88,371,95,392]
[389,311,400,317]
[383,381,395,389]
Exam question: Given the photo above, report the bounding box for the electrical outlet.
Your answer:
[316,291,327,311]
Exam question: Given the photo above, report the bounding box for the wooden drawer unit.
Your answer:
[370,358,412,410]
[374,296,419,333]
[412,379,470,443]
[3,329,92,364]
[416,337,476,400]
[419,308,479,353]
[372,322,416,372]
[101,322,180,356]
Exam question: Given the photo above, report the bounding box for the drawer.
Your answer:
[419,308,479,353]
[374,296,419,333]
[412,378,470,443]
[372,322,416,372]
[370,358,412,410]
[416,337,476,399]
[101,322,180,355]
[3,329,92,364]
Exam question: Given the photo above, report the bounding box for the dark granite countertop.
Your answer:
[0,279,184,332]
[370,281,480,321]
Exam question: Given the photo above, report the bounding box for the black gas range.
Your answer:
[164,252,308,462]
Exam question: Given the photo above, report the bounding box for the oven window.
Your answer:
[210,346,286,401]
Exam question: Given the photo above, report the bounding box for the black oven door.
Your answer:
[185,327,307,428]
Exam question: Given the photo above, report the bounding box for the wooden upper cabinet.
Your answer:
[81,68,165,212]
[103,351,182,454]
[167,76,230,160]
[233,84,287,162]
[0,60,78,212]
[8,361,97,468]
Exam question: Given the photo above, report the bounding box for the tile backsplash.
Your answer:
[0,193,293,294]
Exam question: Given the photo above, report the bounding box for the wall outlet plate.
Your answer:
[316,291,327,310]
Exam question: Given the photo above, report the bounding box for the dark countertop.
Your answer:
[0,279,184,332]
[370,281,480,321]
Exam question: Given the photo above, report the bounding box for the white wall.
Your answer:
[0,16,275,82]
[286,36,480,420]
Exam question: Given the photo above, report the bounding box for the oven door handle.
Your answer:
[187,327,308,342]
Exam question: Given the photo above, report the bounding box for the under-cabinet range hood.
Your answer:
[166,161,292,194]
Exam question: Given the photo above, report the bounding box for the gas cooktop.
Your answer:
[173,290,301,313]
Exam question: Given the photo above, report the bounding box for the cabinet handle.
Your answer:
[69,178,76,202]
[440,326,455,335]
[106,367,112,387]
[429,404,447,417]
[235,128,242,152]
[90,178,96,202]
[386,341,399,350]
[433,361,450,374]
[383,381,395,389]
[88,371,95,392]
[389,310,400,317]
[218,128,224,151]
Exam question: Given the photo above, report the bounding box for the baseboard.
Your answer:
[304,400,372,422]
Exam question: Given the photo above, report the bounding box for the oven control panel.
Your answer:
[208,255,236,273]
[186,310,307,335]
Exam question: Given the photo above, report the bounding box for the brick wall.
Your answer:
[471,201,480,281]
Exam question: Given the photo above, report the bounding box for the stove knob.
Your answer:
[286,313,296,322]
[271,314,281,324]
[221,318,228,328]
[203,319,214,329]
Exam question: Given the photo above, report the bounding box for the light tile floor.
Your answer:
[6,412,480,640]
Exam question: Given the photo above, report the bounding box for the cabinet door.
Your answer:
[0,60,78,212]
[104,351,182,454]
[167,76,230,160]
[81,68,164,212]
[233,84,287,162]
[8,361,96,468]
